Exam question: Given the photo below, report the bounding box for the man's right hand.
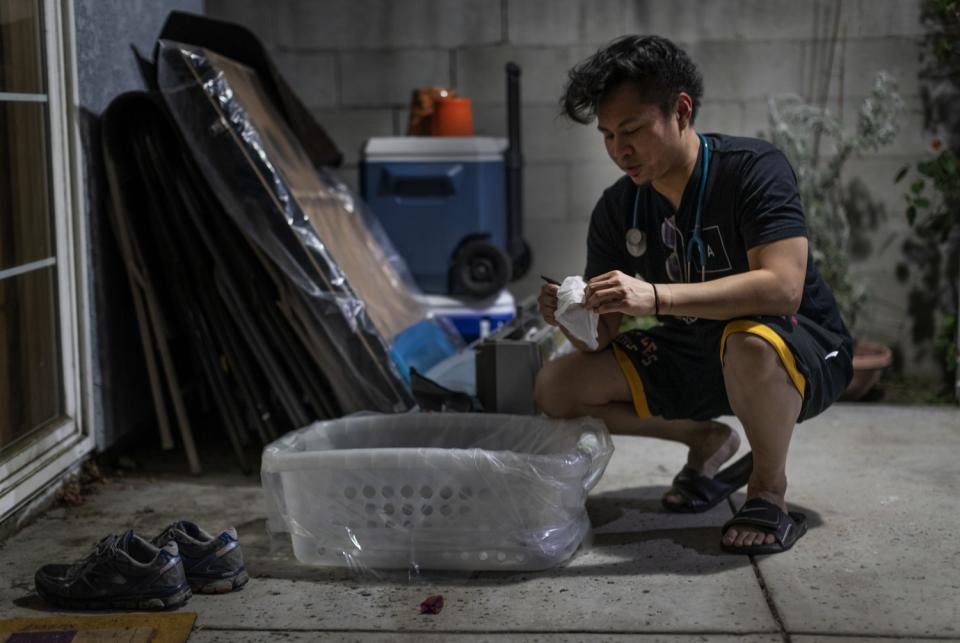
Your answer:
[538,283,560,326]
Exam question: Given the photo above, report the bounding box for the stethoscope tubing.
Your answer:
[686,133,710,282]
[628,133,710,282]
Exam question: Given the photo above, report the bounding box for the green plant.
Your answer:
[902,148,960,233]
[764,73,903,333]
[893,0,960,398]
[896,146,959,397]
[919,0,960,80]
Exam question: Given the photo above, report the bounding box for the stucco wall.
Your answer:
[206,0,936,378]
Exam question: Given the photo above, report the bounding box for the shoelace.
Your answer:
[69,534,119,579]
[155,525,180,547]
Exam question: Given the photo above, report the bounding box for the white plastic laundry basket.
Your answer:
[261,413,613,571]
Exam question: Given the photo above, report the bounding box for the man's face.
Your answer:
[596,82,683,186]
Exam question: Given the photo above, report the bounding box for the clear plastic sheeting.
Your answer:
[162,43,424,339]
[261,413,614,572]
[156,41,457,413]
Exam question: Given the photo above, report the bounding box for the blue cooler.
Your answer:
[361,137,511,297]
[420,290,516,342]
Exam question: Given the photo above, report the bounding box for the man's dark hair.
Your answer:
[560,35,704,125]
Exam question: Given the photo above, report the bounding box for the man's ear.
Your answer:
[676,93,693,131]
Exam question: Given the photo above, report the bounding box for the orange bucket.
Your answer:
[431,97,474,136]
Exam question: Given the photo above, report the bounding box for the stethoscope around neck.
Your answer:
[625,133,711,282]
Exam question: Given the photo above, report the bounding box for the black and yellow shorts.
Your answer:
[611,315,854,423]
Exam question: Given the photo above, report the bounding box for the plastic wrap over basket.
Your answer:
[261,413,614,571]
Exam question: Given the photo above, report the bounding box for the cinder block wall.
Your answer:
[206,0,934,377]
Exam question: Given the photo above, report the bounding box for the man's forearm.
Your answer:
[660,269,802,320]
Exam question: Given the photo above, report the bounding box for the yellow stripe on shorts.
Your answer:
[612,343,652,418]
[720,320,806,399]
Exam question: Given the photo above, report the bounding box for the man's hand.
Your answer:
[538,282,560,326]
[584,270,656,316]
[540,274,625,351]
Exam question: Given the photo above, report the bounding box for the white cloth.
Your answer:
[555,276,599,350]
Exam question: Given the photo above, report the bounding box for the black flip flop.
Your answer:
[720,497,808,555]
[661,451,753,514]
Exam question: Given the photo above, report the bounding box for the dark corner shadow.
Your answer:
[236,489,823,588]
[8,592,161,615]
[12,594,57,612]
[11,593,193,613]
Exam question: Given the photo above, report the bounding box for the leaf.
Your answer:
[910,179,926,194]
[943,155,958,176]
[907,205,917,225]
[895,166,909,182]
[915,197,931,208]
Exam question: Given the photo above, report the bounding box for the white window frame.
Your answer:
[0,0,93,521]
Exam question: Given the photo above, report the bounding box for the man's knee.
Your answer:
[723,332,781,382]
[533,358,580,418]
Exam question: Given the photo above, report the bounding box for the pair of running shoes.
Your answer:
[35,520,248,610]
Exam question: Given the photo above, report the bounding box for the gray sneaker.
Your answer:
[35,531,191,610]
[152,521,249,593]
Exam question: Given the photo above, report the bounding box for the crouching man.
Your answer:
[535,35,853,555]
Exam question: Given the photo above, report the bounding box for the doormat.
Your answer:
[0,612,196,643]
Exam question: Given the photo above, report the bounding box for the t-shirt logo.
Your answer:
[701,225,732,274]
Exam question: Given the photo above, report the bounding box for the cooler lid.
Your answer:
[363,136,508,162]
[418,290,515,314]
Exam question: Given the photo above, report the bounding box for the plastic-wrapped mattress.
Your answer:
[156,40,450,413]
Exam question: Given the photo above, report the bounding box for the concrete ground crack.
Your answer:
[726,496,791,643]
[750,555,791,643]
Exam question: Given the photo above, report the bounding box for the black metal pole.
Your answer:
[505,62,529,279]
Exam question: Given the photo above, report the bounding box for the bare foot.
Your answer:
[663,422,740,506]
[722,488,783,548]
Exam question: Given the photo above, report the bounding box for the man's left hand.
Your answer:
[584,270,656,316]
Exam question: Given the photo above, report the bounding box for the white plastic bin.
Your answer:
[261,413,613,571]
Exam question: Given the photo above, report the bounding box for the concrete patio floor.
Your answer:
[1,403,958,642]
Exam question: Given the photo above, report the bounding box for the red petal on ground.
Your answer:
[419,594,444,614]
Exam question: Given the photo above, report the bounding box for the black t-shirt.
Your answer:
[584,133,850,338]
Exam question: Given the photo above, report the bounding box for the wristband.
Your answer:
[651,282,660,316]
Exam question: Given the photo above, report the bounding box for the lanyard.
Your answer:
[627,133,711,281]
[685,133,711,282]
